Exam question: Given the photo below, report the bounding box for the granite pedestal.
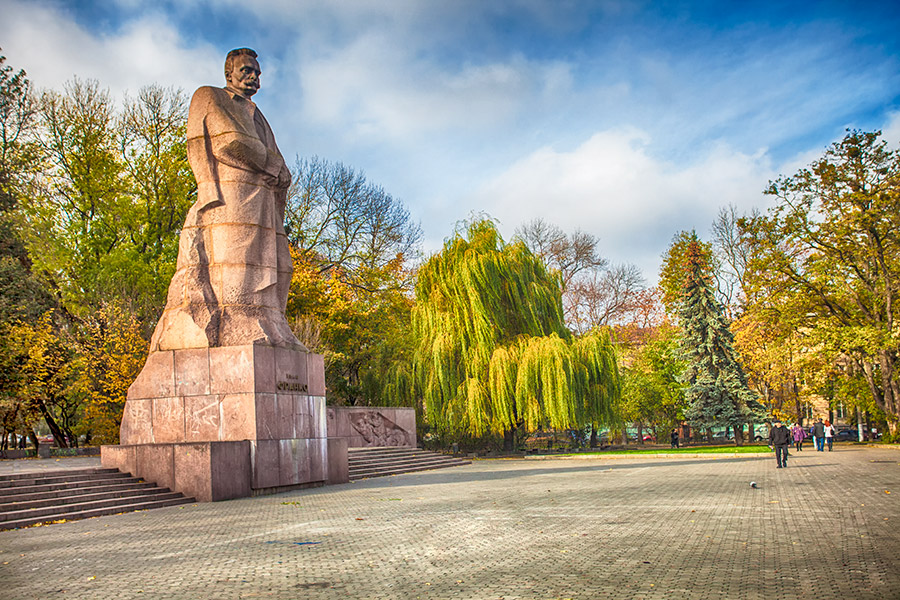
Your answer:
[102,344,349,502]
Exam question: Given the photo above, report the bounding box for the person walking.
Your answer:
[812,418,826,451]
[670,429,679,449]
[791,422,807,451]
[768,420,791,468]
[824,420,836,451]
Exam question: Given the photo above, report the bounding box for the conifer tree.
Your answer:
[678,239,763,443]
[412,219,619,447]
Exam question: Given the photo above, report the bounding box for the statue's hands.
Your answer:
[263,163,292,189]
[263,157,291,189]
[276,165,292,189]
[263,173,279,187]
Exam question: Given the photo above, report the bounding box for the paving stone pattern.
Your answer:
[1,446,898,599]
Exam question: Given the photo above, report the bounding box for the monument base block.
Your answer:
[101,343,348,501]
[102,441,251,502]
[326,437,349,484]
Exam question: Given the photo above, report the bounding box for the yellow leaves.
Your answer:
[488,345,517,431]
[659,231,715,315]
[0,311,73,429]
[72,304,148,444]
[286,245,416,406]
[463,378,489,437]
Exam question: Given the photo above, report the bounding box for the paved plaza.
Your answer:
[1,446,899,599]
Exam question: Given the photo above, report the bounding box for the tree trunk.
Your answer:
[748,423,755,441]
[503,428,515,452]
[860,355,900,433]
[589,425,598,448]
[37,402,69,448]
[734,424,744,447]
[881,353,900,437]
[637,422,644,445]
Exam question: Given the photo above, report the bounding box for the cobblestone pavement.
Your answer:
[1,446,898,600]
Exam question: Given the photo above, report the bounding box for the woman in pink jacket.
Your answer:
[791,423,807,451]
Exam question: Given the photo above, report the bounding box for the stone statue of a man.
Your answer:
[150,48,304,351]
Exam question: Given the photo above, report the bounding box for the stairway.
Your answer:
[0,467,195,530]
[348,447,471,481]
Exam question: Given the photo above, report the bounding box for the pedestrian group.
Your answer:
[769,417,840,469]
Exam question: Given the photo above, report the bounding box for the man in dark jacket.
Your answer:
[812,418,826,451]
[768,420,791,468]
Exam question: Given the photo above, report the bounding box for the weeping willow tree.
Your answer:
[412,219,619,448]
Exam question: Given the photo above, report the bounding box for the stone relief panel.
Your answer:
[349,411,410,447]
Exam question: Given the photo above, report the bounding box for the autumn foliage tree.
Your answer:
[0,61,195,444]
[618,323,685,441]
[20,80,194,324]
[742,130,900,434]
[284,157,421,405]
[286,247,414,406]
[0,312,77,447]
[69,304,148,444]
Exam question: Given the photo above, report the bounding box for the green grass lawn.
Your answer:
[557,445,773,456]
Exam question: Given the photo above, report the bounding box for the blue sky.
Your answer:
[2,0,899,283]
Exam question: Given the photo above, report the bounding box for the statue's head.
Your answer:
[224,48,260,98]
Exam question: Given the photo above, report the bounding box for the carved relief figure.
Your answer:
[150,48,304,351]
[349,411,410,447]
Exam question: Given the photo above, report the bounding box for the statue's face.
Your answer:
[228,55,261,98]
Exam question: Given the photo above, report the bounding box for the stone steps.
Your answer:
[0,475,143,498]
[0,468,195,530]
[0,483,171,512]
[348,447,470,481]
[350,454,467,471]
[0,468,133,490]
[0,480,160,505]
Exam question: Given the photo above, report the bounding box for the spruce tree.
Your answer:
[678,239,763,443]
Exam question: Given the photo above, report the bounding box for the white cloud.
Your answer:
[472,129,777,282]
[882,111,900,147]
[473,107,900,284]
[0,0,220,98]
[294,34,572,143]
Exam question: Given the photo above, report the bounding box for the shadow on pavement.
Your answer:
[344,455,786,489]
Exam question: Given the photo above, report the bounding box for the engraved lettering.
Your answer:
[276,381,308,392]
